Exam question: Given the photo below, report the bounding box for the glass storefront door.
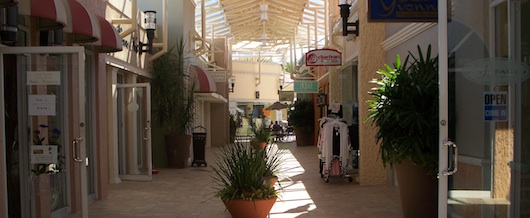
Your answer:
[1,47,88,217]
[116,83,152,181]
[439,0,529,217]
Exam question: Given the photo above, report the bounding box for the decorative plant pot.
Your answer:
[394,160,438,218]
[294,129,314,146]
[223,197,277,218]
[165,134,191,168]
[258,142,267,150]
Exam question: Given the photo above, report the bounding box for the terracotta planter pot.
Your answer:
[165,134,191,168]
[294,128,314,146]
[223,197,277,218]
[258,142,267,150]
[394,160,438,218]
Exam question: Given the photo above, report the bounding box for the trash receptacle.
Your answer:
[192,126,207,167]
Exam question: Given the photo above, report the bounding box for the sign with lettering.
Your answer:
[306,49,342,66]
[27,71,61,85]
[279,91,295,102]
[463,58,530,85]
[294,80,318,93]
[484,92,507,121]
[368,0,438,22]
[28,95,56,116]
[31,145,58,164]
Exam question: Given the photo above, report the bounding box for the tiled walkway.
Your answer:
[68,142,402,218]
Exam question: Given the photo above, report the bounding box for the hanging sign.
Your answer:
[279,91,295,102]
[294,80,318,93]
[306,49,341,66]
[484,92,507,122]
[368,0,438,22]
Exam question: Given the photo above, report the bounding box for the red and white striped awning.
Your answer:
[18,0,67,30]
[190,65,217,93]
[0,0,17,8]
[62,0,99,43]
[18,0,122,52]
[93,16,122,53]
[189,65,227,103]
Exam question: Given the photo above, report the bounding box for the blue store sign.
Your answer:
[368,0,438,22]
[484,92,508,122]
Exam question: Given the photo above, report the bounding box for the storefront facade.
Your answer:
[351,0,530,216]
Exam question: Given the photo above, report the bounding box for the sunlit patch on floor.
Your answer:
[269,145,317,217]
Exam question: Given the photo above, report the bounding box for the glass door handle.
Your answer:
[443,140,458,176]
[143,126,151,141]
[72,137,84,163]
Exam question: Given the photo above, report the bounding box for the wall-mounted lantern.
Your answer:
[139,10,156,54]
[228,77,235,93]
[338,0,359,36]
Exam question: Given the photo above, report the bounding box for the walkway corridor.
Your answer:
[68,142,402,218]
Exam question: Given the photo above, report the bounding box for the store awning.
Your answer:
[93,16,122,53]
[62,0,100,43]
[18,0,67,30]
[0,0,16,8]
[189,65,226,103]
[190,65,217,93]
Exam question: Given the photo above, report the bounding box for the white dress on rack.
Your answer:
[319,119,350,175]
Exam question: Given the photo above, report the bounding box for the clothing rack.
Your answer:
[317,117,353,183]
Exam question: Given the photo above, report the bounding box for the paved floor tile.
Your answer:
[66,142,402,218]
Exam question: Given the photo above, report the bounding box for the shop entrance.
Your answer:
[1,47,88,217]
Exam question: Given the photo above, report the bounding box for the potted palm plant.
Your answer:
[287,98,315,146]
[366,45,438,218]
[151,38,195,168]
[229,113,239,143]
[211,143,284,218]
[252,125,271,149]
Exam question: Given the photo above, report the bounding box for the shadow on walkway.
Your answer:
[66,142,402,218]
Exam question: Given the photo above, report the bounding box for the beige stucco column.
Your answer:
[357,0,387,185]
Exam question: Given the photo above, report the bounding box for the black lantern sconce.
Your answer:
[228,77,235,93]
[277,76,284,95]
[1,5,18,46]
[139,10,156,54]
[338,0,359,36]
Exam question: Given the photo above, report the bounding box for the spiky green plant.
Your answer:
[366,45,439,176]
[252,125,271,143]
[151,37,195,135]
[212,143,285,201]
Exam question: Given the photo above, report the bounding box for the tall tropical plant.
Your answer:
[366,45,439,176]
[151,38,195,135]
[287,99,314,133]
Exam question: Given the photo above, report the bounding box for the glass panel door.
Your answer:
[116,83,152,181]
[439,0,527,217]
[1,47,88,217]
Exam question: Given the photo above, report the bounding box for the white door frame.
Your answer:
[438,0,450,217]
[114,83,152,181]
[0,46,88,218]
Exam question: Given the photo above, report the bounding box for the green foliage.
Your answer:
[252,125,271,143]
[287,99,315,133]
[211,143,285,201]
[229,113,240,143]
[366,45,439,176]
[151,38,195,135]
[31,124,64,175]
